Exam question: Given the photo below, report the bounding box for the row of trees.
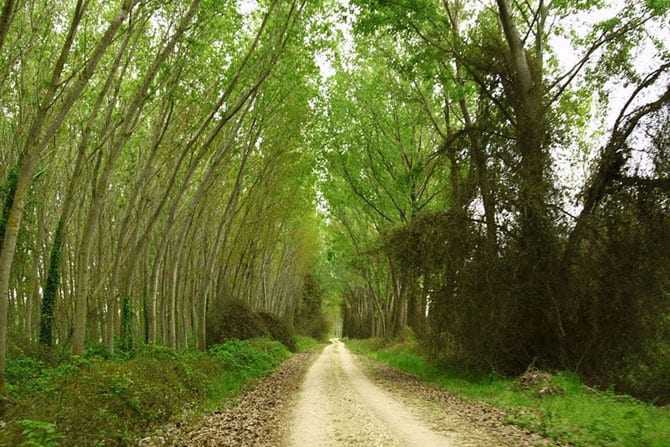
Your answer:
[318,0,669,400]
[0,0,328,388]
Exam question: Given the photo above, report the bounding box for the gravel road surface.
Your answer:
[287,340,524,446]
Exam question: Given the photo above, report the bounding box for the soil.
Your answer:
[140,340,562,446]
[286,340,553,446]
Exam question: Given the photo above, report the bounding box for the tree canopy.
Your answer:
[0,0,668,402]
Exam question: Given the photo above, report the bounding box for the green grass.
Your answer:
[347,338,670,447]
[1,338,291,446]
[202,338,291,410]
[294,335,323,352]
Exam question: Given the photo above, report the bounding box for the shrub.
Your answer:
[294,274,330,340]
[0,339,291,446]
[346,191,670,402]
[206,300,269,347]
[294,335,321,352]
[302,313,330,341]
[206,300,299,351]
[257,312,297,352]
[18,420,62,447]
[2,354,210,445]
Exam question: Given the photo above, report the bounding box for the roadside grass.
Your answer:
[0,338,296,446]
[347,338,670,447]
[294,335,323,352]
[201,338,292,411]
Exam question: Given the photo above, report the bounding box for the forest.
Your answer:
[0,0,668,445]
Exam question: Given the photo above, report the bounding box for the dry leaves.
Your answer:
[365,361,570,447]
[516,368,565,397]
[139,352,315,447]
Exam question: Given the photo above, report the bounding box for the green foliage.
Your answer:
[4,357,46,395]
[293,335,322,352]
[209,338,289,373]
[294,274,330,340]
[349,340,670,447]
[17,420,62,447]
[206,300,299,351]
[1,340,290,446]
[351,0,440,37]
[0,165,18,253]
[203,339,290,408]
[257,312,297,352]
[647,0,670,14]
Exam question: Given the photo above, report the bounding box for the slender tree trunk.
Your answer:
[0,0,133,386]
[0,0,16,54]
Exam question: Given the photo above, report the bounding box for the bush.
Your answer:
[257,312,297,352]
[294,335,321,352]
[301,312,330,341]
[0,339,290,446]
[294,274,330,340]
[206,300,269,346]
[209,338,288,372]
[613,341,670,404]
[18,420,62,447]
[346,193,670,402]
[206,300,298,351]
[2,354,211,445]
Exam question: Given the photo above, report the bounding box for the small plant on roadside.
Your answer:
[18,420,63,447]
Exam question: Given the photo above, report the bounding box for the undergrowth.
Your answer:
[294,335,323,352]
[347,338,670,447]
[0,338,293,446]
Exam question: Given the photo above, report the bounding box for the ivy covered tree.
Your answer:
[316,0,670,400]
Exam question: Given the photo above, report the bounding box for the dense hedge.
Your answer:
[206,300,300,351]
[354,187,670,404]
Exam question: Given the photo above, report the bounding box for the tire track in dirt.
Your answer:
[287,340,509,446]
[142,341,558,446]
[361,358,563,447]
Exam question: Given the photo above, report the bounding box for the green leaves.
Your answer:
[351,0,440,35]
[646,0,670,14]
[18,420,63,447]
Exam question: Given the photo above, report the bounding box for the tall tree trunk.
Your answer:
[495,0,566,359]
[0,0,16,54]
[444,2,498,251]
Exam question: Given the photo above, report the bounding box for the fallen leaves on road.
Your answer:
[139,352,315,447]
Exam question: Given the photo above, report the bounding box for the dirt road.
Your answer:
[287,340,509,447]
[149,341,553,446]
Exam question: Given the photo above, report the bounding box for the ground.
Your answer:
[145,340,558,446]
